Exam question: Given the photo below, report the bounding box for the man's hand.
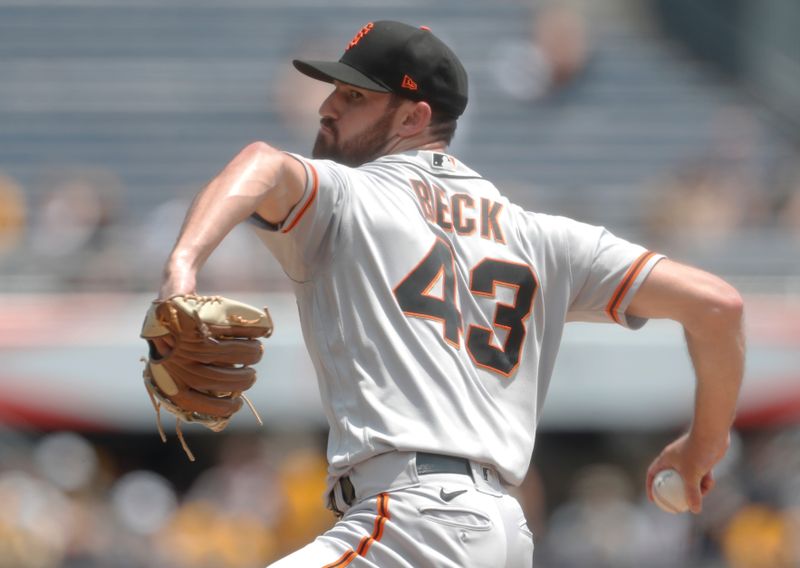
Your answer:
[646,432,729,513]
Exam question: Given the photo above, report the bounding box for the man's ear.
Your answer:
[396,101,432,138]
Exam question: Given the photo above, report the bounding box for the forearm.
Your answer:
[629,260,745,461]
[683,310,745,458]
[160,142,303,296]
[630,260,745,511]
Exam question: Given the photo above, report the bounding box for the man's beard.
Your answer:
[312,110,396,167]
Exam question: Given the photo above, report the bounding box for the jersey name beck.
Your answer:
[409,178,506,244]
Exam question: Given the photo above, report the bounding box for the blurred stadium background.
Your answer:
[1,0,799,566]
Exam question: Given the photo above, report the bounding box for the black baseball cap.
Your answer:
[293,21,468,118]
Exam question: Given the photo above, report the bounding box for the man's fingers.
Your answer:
[645,467,657,502]
[688,470,716,513]
[686,478,704,514]
[700,471,716,496]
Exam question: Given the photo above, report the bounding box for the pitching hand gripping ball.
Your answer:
[652,468,689,513]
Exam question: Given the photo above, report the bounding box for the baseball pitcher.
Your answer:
[147,21,745,567]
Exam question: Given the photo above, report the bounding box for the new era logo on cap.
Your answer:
[293,20,469,117]
[401,74,418,91]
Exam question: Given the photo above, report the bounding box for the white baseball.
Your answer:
[652,468,689,513]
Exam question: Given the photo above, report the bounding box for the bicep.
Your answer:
[627,258,742,327]
[253,150,308,225]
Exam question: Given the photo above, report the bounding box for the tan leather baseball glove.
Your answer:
[140,295,273,460]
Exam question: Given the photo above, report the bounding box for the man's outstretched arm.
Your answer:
[627,258,745,513]
[158,142,306,298]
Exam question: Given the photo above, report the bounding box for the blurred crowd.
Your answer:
[0,427,798,568]
[1,1,799,294]
[1,137,799,295]
[0,429,336,568]
[0,166,285,294]
[641,106,800,252]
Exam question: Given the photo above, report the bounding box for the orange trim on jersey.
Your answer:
[422,266,447,301]
[466,257,538,378]
[451,193,476,236]
[282,161,319,233]
[432,183,454,232]
[321,493,391,568]
[392,237,463,349]
[479,198,506,244]
[400,309,462,349]
[606,251,656,324]
[409,178,435,221]
[322,550,357,568]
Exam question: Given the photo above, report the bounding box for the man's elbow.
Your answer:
[242,141,306,222]
[690,281,744,335]
[222,141,284,185]
[241,140,282,163]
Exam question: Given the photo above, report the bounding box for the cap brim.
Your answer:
[293,59,390,93]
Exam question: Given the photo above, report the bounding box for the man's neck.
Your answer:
[381,134,448,157]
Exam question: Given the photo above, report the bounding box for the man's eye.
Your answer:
[349,90,363,100]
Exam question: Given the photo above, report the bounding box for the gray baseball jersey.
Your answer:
[251,150,663,488]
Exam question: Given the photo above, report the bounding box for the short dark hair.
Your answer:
[429,111,458,145]
[387,94,458,146]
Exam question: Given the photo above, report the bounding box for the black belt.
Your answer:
[416,452,473,478]
[330,452,473,515]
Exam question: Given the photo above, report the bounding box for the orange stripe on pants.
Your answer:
[321,493,391,568]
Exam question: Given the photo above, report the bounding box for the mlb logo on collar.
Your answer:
[432,153,457,170]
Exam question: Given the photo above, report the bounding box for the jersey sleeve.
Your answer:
[248,153,350,281]
[563,218,664,329]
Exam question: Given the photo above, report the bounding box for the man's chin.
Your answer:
[311,133,381,167]
[312,134,337,161]
[312,141,354,165]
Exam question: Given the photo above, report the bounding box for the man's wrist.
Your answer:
[160,259,197,299]
[686,427,730,461]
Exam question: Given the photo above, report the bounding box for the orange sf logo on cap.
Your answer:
[346,22,374,51]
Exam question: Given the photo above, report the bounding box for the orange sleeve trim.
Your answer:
[606,251,656,324]
[282,160,319,234]
[321,493,390,567]
[322,550,356,568]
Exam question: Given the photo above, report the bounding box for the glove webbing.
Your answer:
[144,375,263,461]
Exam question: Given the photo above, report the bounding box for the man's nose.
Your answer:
[318,90,338,119]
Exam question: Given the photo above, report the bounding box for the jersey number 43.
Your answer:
[394,238,538,377]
